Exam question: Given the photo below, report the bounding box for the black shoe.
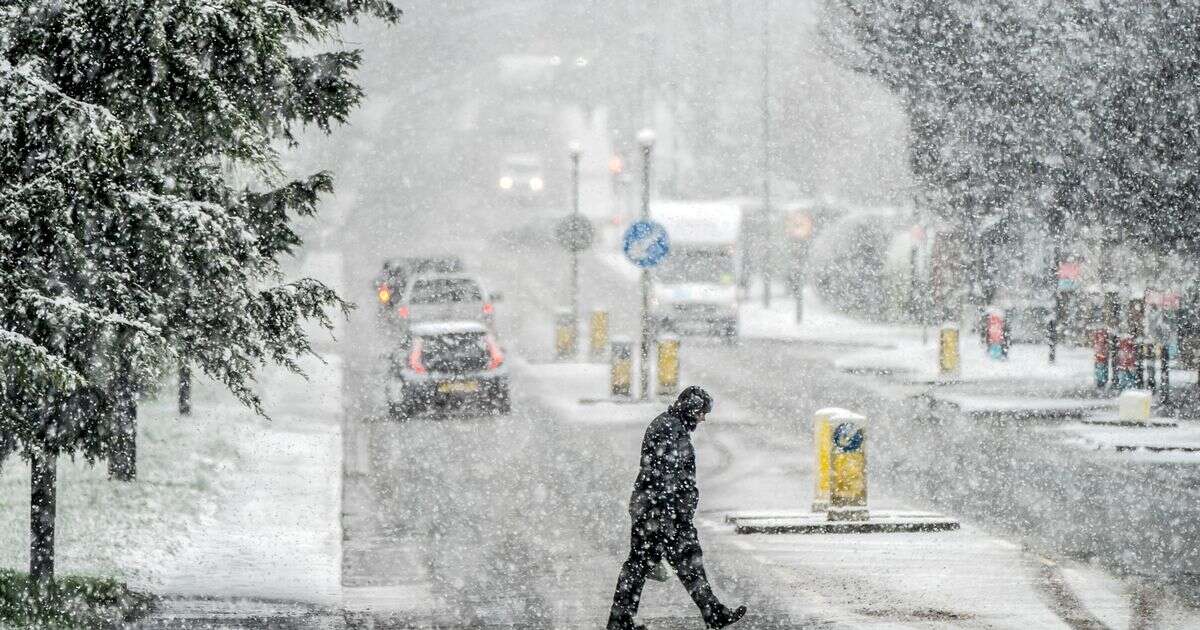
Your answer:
[707,604,747,629]
[606,615,646,630]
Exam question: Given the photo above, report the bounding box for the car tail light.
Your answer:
[397,305,409,318]
[408,340,426,374]
[486,335,504,370]
[482,302,494,315]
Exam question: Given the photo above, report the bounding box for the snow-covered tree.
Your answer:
[825,0,1200,298]
[0,0,399,583]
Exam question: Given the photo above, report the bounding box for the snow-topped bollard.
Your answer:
[827,410,869,522]
[610,336,633,398]
[725,407,959,534]
[810,407,849,513]
[589,309,609,361]
[555,308,577,360]
[939,324,960,378]
[656,335,680,396]
[1118,390,1152,425]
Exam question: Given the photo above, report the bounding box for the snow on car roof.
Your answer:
[410,321,489,336]
[650,199,742,244]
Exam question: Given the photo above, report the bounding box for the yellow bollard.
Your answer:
[810,407,849,512]
[656,335,680,396]
[590,310,609,361]
[555,308,577,360]
[939,325,960,377]
[610,337,633,398]
[827,410,869,522]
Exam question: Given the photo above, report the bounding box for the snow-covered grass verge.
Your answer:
[0,569,155,629]
[0,354,342,605]
[0,389,235,589]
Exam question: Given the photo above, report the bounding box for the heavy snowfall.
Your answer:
[2,1,1199,628]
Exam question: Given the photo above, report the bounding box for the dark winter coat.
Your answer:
[628,410,699,532]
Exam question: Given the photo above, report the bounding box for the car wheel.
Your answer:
[492,388,511,415]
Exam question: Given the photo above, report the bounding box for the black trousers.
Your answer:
[608,516,721,626]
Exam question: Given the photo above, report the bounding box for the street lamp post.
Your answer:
[569,141,583,348]
[637,128,656,400]
[760,0,773,309]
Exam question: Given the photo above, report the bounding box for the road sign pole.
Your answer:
[570,144,582,355]
[638,129,655,401]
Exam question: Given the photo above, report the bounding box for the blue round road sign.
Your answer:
[832,422,864,453]
[623,220,670,268]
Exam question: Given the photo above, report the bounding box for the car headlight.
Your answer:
[529,176,544,191]
[499,176,514,190]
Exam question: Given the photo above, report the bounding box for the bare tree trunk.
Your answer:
[107,353,137,481]
[178,362,191,416]
[29,445,57,584]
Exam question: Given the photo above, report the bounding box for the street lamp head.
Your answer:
[636,128,656,149]
[568,141,583,158]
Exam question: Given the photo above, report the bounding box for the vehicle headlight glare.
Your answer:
[529,177,544,191]
[499,176,514,190]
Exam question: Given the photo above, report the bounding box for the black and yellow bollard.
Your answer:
[589,309,609,361]
[656,335,680,396]
[938,324,960,378]
[827,411,869,522]
[610,337,633,398]
[555,308,577,360]
[810,407,848,513]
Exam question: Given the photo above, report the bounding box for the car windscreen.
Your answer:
[654,249,735,284]
[421,332,489,372]
[409,279,483,304]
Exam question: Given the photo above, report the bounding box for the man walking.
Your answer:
[607,386,747,630]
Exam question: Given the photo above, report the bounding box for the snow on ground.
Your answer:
[0,354,343,605]
[1050,420,1200,463]
[741,289,1099,386]
[513,355,1199,626]
[154,354,343,605]
[0,388,232,586]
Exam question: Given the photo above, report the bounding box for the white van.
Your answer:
[648,200,742,339]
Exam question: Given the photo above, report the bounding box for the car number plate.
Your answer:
[438,380,479,394]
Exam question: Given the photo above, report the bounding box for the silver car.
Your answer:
[396,274,498,335]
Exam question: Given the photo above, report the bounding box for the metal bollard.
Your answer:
[555,308,577,360]
[589,309,609,361]
[1091,327,1110,388]
[656,335,680,396]
[828,410,869,522]
[939,325,960,377]
[1161,344,1171,405]
[810,407,849,513]
[610,337,633,398]
[1143,342,1157,392]
[1116,334,1137,390]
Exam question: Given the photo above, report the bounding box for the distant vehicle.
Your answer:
[375,256,465,318]
[386,321,510,417]
[648,200,742,339]
[394,274,499,336]
[496,153,546,199]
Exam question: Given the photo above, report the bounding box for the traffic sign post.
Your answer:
[624,218,670,400]
[635,129,658,400]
